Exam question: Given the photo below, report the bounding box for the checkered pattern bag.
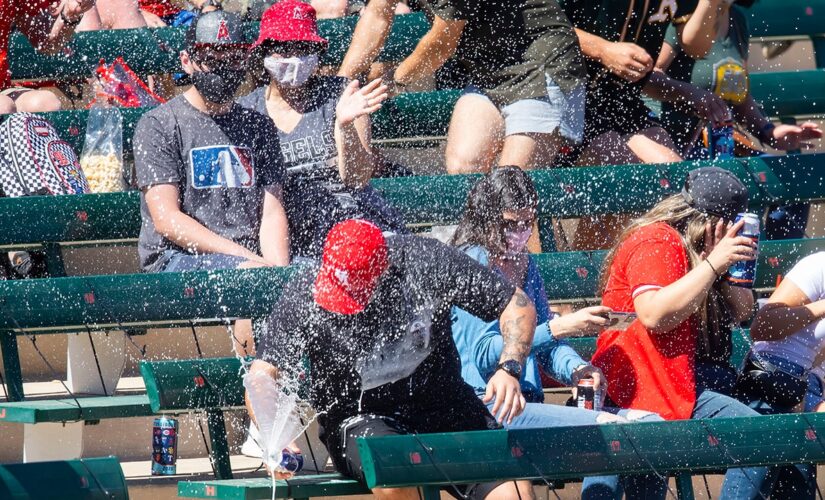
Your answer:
[0,112,89,198]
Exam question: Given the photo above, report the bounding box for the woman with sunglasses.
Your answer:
[238,0,406,260]
[450,166,671,499]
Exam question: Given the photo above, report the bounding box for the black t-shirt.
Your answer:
[256,235,516,432]
[561,0,698,98]
[133,96,284,271]
[428,0,586,105]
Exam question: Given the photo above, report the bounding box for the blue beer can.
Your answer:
[151,416,178,475]
[280,449,304,473]
[709,120,735,159]
[726,212,760,288]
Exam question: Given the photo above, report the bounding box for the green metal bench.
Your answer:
[0,394,151,424]
[1,154,822,269]
[0,455,128,500]
[8,0,825,81]
[179,413,825,500]
[31,69,825,158]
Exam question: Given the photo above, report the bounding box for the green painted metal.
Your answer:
[748,0,825,39]
[675,474,696,500]
[9,14,430,81]
[0,332,24,402]
[0,394,151,423]
[0,267,294,331]
[751,70,825,117]
[0,456,128,500]
[357,413,825,489]
[178,474,369,499]
[140,358,244,413]
[206,408,233,480]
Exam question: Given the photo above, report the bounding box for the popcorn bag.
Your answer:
[80,106,124,193]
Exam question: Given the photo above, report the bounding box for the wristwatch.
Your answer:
[60,9,82,28]
[496,360,522,379]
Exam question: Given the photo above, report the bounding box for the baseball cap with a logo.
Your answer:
[252,0,328,49]
[681,167,749,221]
[313,219,389,315]
[185,10,248,50]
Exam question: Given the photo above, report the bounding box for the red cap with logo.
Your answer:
[313,219,389,315]
[252,0,328,49]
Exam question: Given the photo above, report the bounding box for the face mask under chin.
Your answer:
[191,68,246,104]
[264,54,320,88]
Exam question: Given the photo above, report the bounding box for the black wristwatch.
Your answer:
[496,360,522,379]
[60,9,82,28]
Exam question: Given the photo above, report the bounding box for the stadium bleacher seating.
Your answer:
[0,456,128,499]
[1,2,824,497]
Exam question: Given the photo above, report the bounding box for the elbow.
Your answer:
[636,311,673,334]
[682,41,712,60]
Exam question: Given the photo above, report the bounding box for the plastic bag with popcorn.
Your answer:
[80,104,124,193]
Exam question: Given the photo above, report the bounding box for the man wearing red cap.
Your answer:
[249,219,538,499]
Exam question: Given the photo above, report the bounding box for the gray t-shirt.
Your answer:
[134,95,284,271]
[238,77,406,258]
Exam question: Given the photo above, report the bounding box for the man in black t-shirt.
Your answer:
[250,219,538,499]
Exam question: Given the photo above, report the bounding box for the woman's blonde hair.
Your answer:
[599,194,725,342]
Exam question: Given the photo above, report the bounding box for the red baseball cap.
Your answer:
[314,219,389,315]
[252,0,328,49]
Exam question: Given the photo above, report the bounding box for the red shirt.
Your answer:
[139,0,181,19]
[0,0,54,89]
[592,222,698,421]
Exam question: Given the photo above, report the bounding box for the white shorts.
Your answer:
[462,74,586,143]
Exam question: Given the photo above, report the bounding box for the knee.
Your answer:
[15,90,62,113]
[445,144,492,175]
[0,95,16,115]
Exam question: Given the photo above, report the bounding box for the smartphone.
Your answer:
[602,312,638,331]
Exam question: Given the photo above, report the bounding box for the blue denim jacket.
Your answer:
[451,246,586,403]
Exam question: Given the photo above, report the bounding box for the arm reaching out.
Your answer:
[338,0,401,78]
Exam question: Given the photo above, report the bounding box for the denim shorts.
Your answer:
[805,371,824,412]
[462,74,586,142]
[157,251,247,273]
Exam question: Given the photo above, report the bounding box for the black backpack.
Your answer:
[0,112,89,197]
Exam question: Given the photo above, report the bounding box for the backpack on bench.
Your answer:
[0,112,89,197]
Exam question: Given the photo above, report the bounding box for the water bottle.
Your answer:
[708,119,735,159]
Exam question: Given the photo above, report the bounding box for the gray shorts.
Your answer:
[463,74,586,142]
[156,251,247,273]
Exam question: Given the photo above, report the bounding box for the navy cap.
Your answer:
[185,10,247,50]
[681,167,749,221]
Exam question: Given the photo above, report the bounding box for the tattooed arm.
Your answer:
[483,287,536,423]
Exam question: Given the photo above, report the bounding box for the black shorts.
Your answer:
[322,396,504,499]
[583,82,661,143]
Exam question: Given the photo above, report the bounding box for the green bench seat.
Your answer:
[0,456,128,500]
[9,0,825,82]
[178,474,368,500]
[1,155,821,252]
[179,413,825,500]
[0,394,151,423]
[33,70,825,158]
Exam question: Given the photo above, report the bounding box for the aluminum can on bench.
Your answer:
[577,378,603,412]
[726,212,760,288]
[151,416,178,475]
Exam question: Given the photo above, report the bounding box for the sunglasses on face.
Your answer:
[501,218,533,232]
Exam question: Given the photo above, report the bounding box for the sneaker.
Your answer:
[240,423,263,458]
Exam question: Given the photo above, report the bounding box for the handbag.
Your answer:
[736,354,808,410]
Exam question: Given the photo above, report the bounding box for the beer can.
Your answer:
[708,120,735,159]
[726,212,760,288]
[151,416,178,476]
[577,378,603,412]
[280,449,304,474]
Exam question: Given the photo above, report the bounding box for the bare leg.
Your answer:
[92,0,147,29]
[14,89,62,113]
[372,487,422,500]
[499,132,563,170]
[0,95,16,114]
[445,94,504,175]
[485,480,536,500]
[625,126,682,163]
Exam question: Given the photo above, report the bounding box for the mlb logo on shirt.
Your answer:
[189,145,255,189]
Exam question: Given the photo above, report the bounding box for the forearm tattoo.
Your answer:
[501,290,533,364]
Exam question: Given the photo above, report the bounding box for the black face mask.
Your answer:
[190,67,246,104]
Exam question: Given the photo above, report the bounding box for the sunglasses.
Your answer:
[501,218,533,232]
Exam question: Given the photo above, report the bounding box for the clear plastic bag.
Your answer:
[80,105,123,193]
[243,371,314,472]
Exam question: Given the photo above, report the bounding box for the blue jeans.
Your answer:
[157,251,247,273]
[485,401,668,500]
